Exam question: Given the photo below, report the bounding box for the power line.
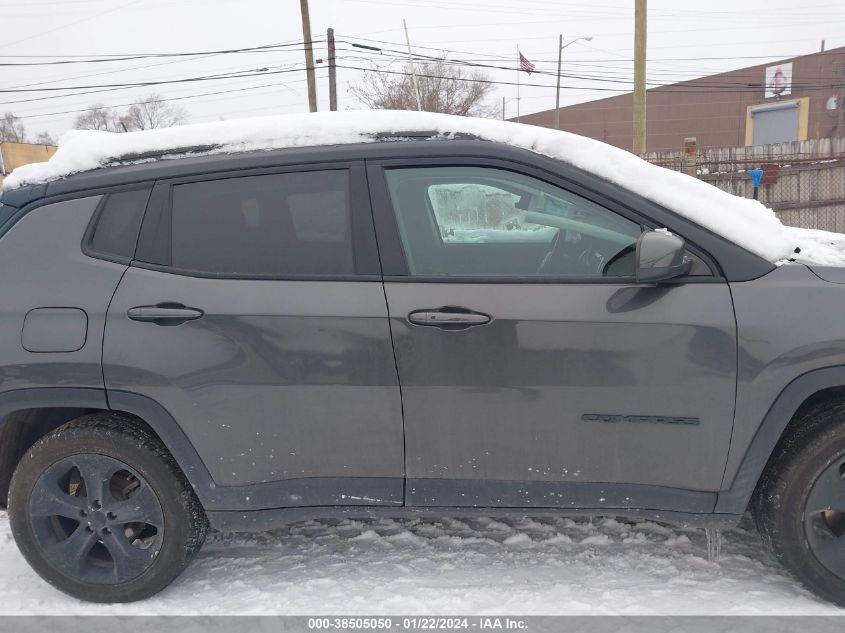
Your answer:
[0,35,830,70]
[335,62,845,94]
[2,49,842,103]
[337,45,845,91]
[335,32,840,64]
[4,32,843,127]
[0,65,318,95]
[0,52,309,92]
[0,40,322,66]
[12,78,321,121]
[0,71,291,106]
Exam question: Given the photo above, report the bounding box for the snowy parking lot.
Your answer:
[0,510,841,615]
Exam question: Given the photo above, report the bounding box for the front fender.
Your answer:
[716,366,845,514]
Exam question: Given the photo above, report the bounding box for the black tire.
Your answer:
[754,399,845,606]
[8,413,208,603]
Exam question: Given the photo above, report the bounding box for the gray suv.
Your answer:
[1,136,845,604]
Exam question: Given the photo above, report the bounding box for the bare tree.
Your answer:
[74,95,188,133]
[34,131,56,145]
[123,94,187,130]
[350,61,496,117]
[74,105,126,132]
[0,112,26,143]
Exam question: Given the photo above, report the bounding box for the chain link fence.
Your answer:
[644,139,845,233]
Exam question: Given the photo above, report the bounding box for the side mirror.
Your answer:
[636,230,693,283]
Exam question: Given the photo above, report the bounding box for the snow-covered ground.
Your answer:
[0,511,841,615]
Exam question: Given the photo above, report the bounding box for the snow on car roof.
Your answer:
[1,109,836,266]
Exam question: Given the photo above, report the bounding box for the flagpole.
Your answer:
[516,45,521,123]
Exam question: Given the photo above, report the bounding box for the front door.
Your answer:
[369,162,737,513]
[104,165,404,510]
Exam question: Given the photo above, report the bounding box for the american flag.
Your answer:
[518,51,535,74]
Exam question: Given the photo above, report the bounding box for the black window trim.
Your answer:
[366,157,722,285]
[0,183,156,264]
[127,260,382,282]
[133,161,382,281]
[81,184,154,265]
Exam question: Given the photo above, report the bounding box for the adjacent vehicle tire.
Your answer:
[755,399,845,606]
[7,413,208,603]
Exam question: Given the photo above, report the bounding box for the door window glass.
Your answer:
[385,166,642,278]
[88,188,150,259]
[170,170,353,275]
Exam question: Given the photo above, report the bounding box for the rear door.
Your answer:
[368,159,737,512]
[103,163,404,509]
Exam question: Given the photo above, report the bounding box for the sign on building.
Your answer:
[765,62,793,99]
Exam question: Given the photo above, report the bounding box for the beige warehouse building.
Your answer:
[0,142,57,189]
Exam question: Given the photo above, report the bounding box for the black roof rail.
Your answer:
[107,134,482,165]
[372,130,482,141]
[106,144,223,165]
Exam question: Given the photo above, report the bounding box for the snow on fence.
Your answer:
[643,139,845,234]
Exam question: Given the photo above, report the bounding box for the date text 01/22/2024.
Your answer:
[306,617,529,630]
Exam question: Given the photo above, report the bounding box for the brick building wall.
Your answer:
[518,46,845,153]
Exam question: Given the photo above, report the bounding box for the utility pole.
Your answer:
[502,96,506,120]
[327,28,337,111]
[299,0,317,112]
[555,35,563,130]
[633,0,647,154]
[403,19,423,111]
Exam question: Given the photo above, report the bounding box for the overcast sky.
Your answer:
[2,0,844,139]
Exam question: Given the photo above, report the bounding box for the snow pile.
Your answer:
[0,110,825,265]
[0,512,836,615]
[783,226,845,267]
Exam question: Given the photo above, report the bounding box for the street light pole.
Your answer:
[554,35,592,130]
[555,35,563,130]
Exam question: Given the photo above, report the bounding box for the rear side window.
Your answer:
[169,171,353,276]
[87,188,151,260]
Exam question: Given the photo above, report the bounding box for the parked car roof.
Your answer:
[0,110,839,266]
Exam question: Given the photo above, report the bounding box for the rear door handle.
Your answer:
[408,308,491,330]
[127,303,204,325]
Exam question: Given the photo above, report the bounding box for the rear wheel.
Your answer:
[755,400,845,606]
[8,413,208,602]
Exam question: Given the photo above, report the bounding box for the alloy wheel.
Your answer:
[28,454,164,585]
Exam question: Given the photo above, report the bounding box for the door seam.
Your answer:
[99,263,131,411]
[363,160,408,506]
[716,281,741,495]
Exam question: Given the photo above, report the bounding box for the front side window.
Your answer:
[385,166,642,278]
[170,170,353,276]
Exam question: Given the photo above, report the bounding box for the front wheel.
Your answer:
[8,413,208,603]
[755,400,845,606]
